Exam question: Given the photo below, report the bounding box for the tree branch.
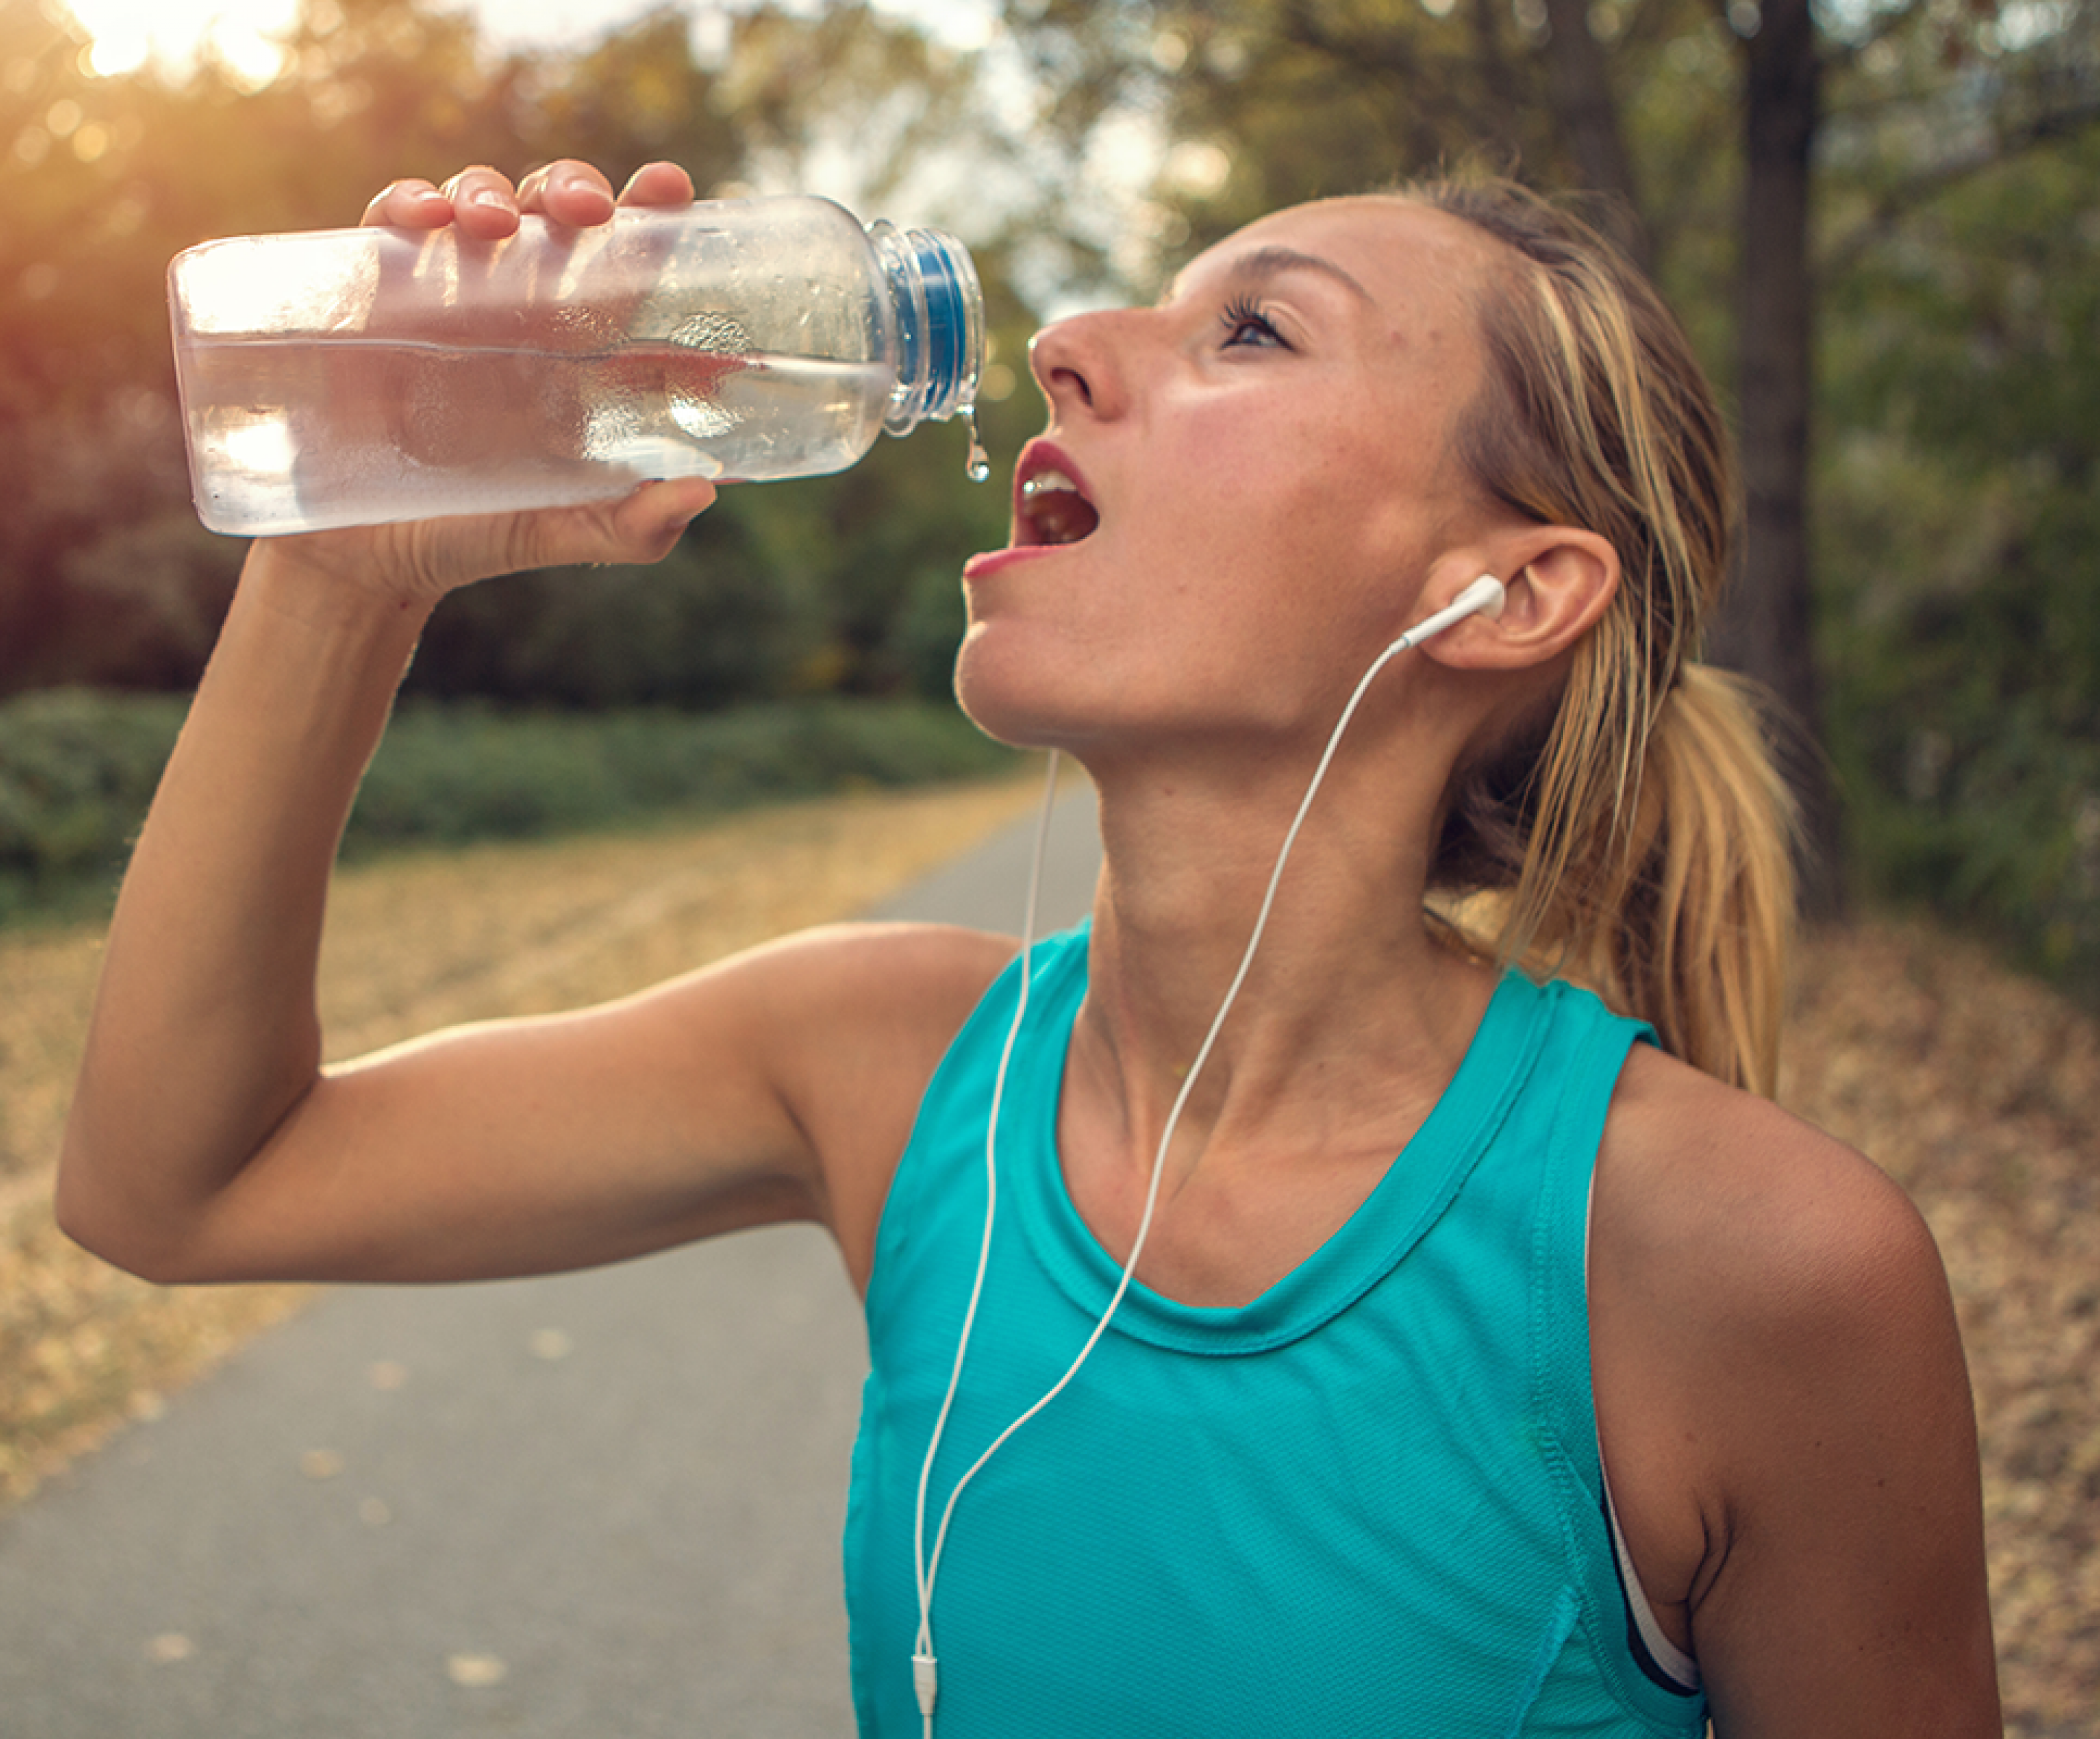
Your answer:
[1820,96,2100,278]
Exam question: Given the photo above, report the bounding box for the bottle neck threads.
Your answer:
[873,222,985,435]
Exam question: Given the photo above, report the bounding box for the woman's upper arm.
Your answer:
[1593,1056,2002,1737]
[70,922,1011,1288]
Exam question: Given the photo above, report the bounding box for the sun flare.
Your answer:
[64,0,302,86]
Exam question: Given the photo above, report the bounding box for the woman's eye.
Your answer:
[1220,298,1287,349]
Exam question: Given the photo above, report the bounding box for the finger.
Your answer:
[597,477,720,565]
[617,161,697,209]
[525,478,719,573]
[362,178,453,230]
[601,163,696,304]
[516,161,619,228]
[437,165,522,240]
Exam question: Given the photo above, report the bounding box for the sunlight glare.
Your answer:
[68,0,301,86]
[217,415,298,478]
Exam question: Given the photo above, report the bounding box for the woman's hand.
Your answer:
[260,160,718,609]
[254,468,718,609]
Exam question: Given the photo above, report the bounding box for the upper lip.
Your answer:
[1012,439,1098,547]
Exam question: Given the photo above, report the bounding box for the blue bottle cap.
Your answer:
[873,223,985,435]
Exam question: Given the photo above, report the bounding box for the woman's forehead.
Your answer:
[1177,197,1497,312]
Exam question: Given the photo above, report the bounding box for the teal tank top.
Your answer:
[845,924,1709,1737]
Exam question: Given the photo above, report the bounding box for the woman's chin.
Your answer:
[953,638,1031,740]
[953,688,1055,754]
[953,659,1084,756]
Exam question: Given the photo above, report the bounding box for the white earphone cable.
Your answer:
[912,747,1063,1731]
[908,576,1505,1734]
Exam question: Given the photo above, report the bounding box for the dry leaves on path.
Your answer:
[1782,920,2100,1736]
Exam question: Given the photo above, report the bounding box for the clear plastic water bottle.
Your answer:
[167,194,986,536]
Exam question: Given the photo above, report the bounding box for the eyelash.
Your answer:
[1219,295,1287,349]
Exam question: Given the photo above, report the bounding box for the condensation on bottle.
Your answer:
[167,195,987,536]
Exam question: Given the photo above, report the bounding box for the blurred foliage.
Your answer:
[0,685,1014,924]
[347,692,1017,849]
[0,687,187,918]
[1818,125,2100,990]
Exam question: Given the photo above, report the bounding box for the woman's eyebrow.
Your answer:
[1161,245,1375,306]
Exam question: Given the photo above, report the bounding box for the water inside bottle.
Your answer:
[180,334,896,535]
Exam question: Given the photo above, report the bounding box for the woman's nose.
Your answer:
[1028,311,1128,419]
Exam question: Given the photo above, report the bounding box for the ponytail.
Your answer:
[1543,668,1796,1095]
[1613,670,1796,1096]
[1432,669,1796,1096]
[1406,175,1799,1094]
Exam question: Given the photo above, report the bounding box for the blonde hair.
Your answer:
[1409,176,1798,1096]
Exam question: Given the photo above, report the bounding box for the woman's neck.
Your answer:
[1067,737,1497,1195]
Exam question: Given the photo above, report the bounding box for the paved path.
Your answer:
[0,783,1101,1739]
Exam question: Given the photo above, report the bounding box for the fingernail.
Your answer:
[561,178,615,211]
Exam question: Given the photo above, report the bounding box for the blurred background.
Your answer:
[1,0,2097,994]
[2,3,2098,1730]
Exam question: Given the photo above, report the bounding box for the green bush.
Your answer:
[344,698,1015,851]
[0,689,1014,926]
[0,689,189,922]
[399,535,826,711]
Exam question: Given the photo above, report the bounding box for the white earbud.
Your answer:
[1385,573,1506,654]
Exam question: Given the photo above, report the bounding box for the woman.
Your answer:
[58,161,2000,1735]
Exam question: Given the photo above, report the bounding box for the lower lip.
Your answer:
[962,544,1070,583]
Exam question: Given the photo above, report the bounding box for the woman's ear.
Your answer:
[1418,528,1620,671]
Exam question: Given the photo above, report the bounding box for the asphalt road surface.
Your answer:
[0,781,1101,1739]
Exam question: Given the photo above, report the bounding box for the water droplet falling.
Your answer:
[962,403,990,483]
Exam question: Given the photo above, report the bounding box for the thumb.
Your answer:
[604,476,720,562]
[515,476,720,571]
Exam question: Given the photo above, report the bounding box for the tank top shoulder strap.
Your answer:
[1501,977,1705,1708]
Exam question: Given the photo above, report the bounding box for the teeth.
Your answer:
[1019,466,1101,546]
[1021,469,1080,500]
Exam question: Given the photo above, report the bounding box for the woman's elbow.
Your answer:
[51,1144,203,1286]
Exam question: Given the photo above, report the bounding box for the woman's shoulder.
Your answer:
[754,917,1020,1004]
[1590,1046,1996,1728]
[1588,1039,1962,1596]
[1594,1042,1937,1313]
[1589,1041,1959,1526]
[745,920,1020,1286]
[746,919,1021,1125]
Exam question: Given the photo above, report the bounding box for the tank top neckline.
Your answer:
[1007,926,1554,1355]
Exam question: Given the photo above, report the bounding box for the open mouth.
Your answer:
[1017,463,1100,547]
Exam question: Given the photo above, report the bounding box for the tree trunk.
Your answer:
[1539,0,1652,274]
[1715,0,1845,918]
